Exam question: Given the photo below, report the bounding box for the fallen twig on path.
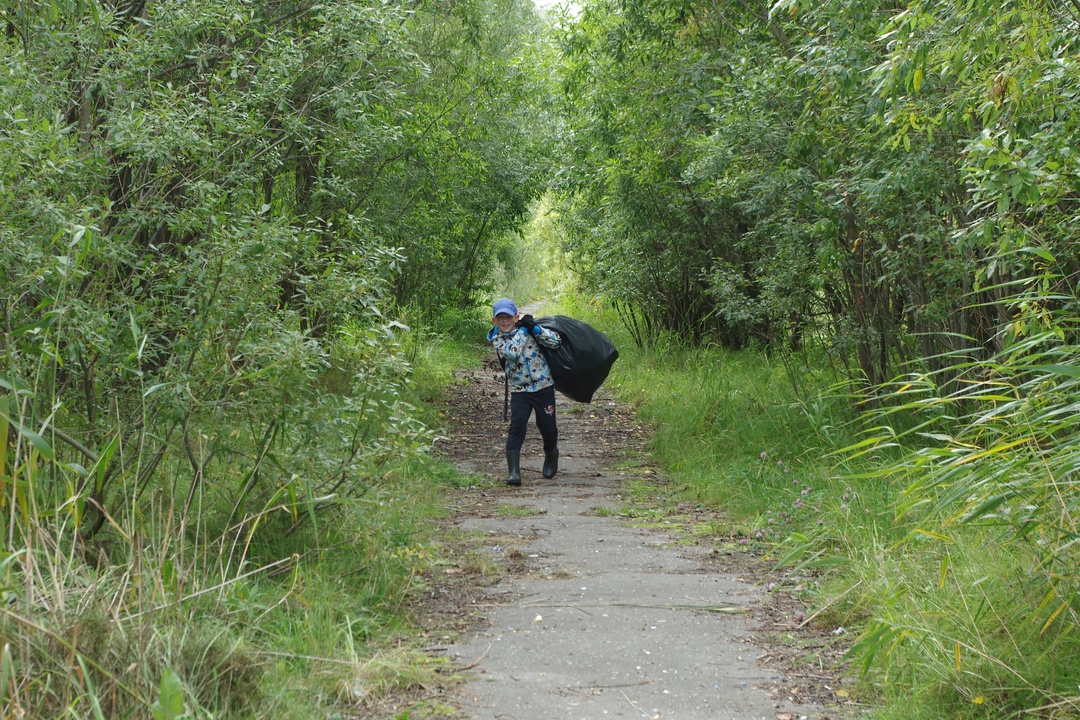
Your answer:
[459,641,494,670]
[619,689,651,718]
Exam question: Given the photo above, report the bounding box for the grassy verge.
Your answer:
[556,296,880,544]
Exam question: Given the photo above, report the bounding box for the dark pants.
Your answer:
[506,385,558,453]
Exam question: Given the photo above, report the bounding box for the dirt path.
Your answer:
[411,358,851,720]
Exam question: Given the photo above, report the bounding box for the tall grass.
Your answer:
[841,316,1080,716]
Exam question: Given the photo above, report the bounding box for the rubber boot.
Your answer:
[506,449,522,486]
[542,447,559,479]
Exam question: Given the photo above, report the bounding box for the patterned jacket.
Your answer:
[487,325,562,393]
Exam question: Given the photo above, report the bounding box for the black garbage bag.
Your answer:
[534,315,619,403]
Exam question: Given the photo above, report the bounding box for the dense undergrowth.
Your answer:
[1,320,490,719]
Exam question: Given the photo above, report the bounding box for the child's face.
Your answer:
[493,312,519,333]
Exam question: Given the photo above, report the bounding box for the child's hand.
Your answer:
[517,314,537,333]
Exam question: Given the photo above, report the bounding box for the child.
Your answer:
[488,298,562,486]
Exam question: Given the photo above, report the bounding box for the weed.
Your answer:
[496,504,541,518]
[343,648,454,710]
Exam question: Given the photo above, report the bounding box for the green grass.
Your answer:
[497,503,541,518]
[405,324,488,406]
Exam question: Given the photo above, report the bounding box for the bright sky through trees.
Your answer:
[533,0,576,13]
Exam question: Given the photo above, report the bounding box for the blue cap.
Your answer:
[492,298,517,317]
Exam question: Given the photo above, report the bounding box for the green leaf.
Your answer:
[960,494,1008,522]
[0,373,32,396]
[911,528,954,543]
[94,435,120,493]
[12,313,60,338]
[77,657,107,720]
[0,397,7,475]
[1024,364,1080,378]
[151,669,187,720]
[0,638,12,713]
[129,309,142,347]
[143,383,172,397]
[0,412,55,461]
[846,621,910,675]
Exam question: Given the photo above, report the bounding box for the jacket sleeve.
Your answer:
[534,327,561,349]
